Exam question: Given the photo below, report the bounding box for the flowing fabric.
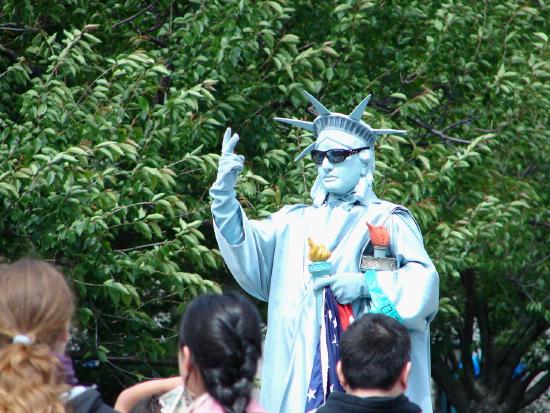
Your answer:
[212,196,439,413]
[305,287,349,412]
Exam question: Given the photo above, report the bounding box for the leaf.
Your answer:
[281,34,299,44]
[145,213,164,221]
[151,64,171,75]
[103,279,130,296]
[0,182,19,198]
[138,96,149,113]
[533,32,548,42]
[334,4,352,12]
[268,1,283,14]
[320,45,338,57]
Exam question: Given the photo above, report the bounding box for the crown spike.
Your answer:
[302,91,331,116]
[274,117,315,132]
[348,94,372,121]
[372,128,407,135]
[294,141,317,162]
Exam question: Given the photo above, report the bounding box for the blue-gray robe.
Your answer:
[212,196,439,413]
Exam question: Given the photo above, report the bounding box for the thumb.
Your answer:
[313,276,335,290]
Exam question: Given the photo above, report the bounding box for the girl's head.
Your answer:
[178,293,262,413]
[0,258,75,412]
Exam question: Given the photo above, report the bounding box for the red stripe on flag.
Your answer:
[337,303,354,331]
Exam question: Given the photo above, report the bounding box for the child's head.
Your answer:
[0,258,75,412]
[338,314,411,392]
[178,292,262,413]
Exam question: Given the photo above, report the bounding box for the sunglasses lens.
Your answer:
[310,150,324,164]
[326,150,348,163]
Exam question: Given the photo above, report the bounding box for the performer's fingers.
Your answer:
[226,133,240,153]
[313,276,334,290]
[221,127,232,152]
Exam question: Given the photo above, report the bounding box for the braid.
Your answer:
[202,339,260,413]
[178,293,263,413]
[0,343,68,413]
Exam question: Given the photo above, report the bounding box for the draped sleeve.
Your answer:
[213,203,302,302]
[373,208,439,332]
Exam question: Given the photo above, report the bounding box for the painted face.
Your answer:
[316,136,366,196]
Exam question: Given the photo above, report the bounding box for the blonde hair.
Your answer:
[0,258,75,413]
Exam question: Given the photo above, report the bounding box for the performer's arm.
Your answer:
[209,127,246,245]
[374,209,439,331]
[210,128,277,301]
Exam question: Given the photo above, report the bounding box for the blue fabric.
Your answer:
[210,187,439,413]
[364,269,402,322]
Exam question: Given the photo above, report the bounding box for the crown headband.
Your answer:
[274,91,407,161]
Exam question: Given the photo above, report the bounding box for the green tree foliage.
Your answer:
[0,1,548,410]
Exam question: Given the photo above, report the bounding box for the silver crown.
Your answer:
[274,91,407,161]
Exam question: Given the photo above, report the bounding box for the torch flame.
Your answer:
[308,238,332,262]
[367,223,390,247]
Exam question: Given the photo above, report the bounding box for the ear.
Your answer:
[336,360,348,389]
[359,150,371,163]
[53,322,71,354]
[178,345,192,378]
[398,361,412,391]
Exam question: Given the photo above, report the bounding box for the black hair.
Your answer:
[339,314,410,390]
[178,292,262,413]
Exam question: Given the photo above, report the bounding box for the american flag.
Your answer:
[305,287,354,412]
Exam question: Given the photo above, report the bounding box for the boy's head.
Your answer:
[338,314,411,393]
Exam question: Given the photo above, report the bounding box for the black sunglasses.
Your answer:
[310,147,369,165]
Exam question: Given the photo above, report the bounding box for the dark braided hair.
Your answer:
[178,293,262,413]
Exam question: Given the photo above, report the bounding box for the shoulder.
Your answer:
[370,199,412,217]
[278,203,309,215]
[369,199,420,233]
[68,387,116,413]
[246,398,268,413]
[267,203,309,222]
[192,396,266,413]
[314,391,350,413]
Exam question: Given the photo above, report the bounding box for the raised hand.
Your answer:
[221,127,241,155]
[213,127,245,188]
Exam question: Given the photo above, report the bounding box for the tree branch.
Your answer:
[494,318,548,402]
[497,318,547,372]
[459,269,484,400]
[529,220,550,230]
[0,45,18,62]
[112,3,156,30]
[509,362,550,405]
[432,355,468,412]
[519,371,550,410]
[476,300,494,384]
[410,118,471,144]
[0,23,40,32]
[115,240,167,253]
[441,116,475,133]
[368,97,472,144]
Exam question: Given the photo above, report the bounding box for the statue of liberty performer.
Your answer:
[209,91,439,413]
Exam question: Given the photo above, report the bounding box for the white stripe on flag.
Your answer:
[320,288,329,399]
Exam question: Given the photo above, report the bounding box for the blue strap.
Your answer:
[363,269,402,322]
